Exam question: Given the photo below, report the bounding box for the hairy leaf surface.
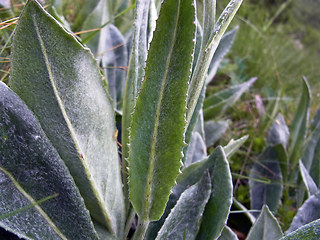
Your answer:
[122,0,150,209]
[282,219,320,239]
[128,0,196,221]
[0,82,98,240]
[246,205,283,240]
[287,194,320,233]
[10,0,124,236]
[196,147,233,240]
[156,171,211,240]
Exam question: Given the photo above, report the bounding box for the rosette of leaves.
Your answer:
[0,0,244,239]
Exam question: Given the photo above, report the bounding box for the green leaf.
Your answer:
[223,135,248,158]
[288,77,311,171]
[287,194,320,233]
[128,0,196,221]
[299,160,318,197]
[156,171,211,240]
[0,82,98,240]
[246,205,283,240]
[121,0,150,210]
[217,226,238,240]
[203,77,256,119]
[186,0,243,124]
[207,27,238,84]
[204,120,229,147]
[147,147,231,240]
[282,218,320,240]
[10,1,124,236]
[249,147,283,215]
[196,147,233,240]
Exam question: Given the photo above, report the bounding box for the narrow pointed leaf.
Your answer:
[287,194,320,233]
[156,171,211,240]
[207,27,238,84]
[224,135,248,158]
[203,77,256,119]
[0,82,98,240]
[288,77,311,169]
[282,218,320,240]
[128,0,196,221]
[10,1,124,236]
[246,205,283,240]
[217,226,238,240]
[121,0,150,209]
[186,0,243,124]
[249,147,283,216]
[299,160,318,197]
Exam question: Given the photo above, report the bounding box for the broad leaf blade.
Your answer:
[287,194,320,233]
[196,147,233,240]
[203,77,256,119]
[0,82,98,240]
[147,147,232,240]
[246,205,283,240]
[282,219,320,240]
[288,77,311,169]
[156,171,211,240]
[10,1,124,236]
[249,147,283,216]
[128,0,196,221]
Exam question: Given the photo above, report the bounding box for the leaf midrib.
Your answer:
[0,167,67,240]
[31,12,114,233]
[143,0,182,219]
